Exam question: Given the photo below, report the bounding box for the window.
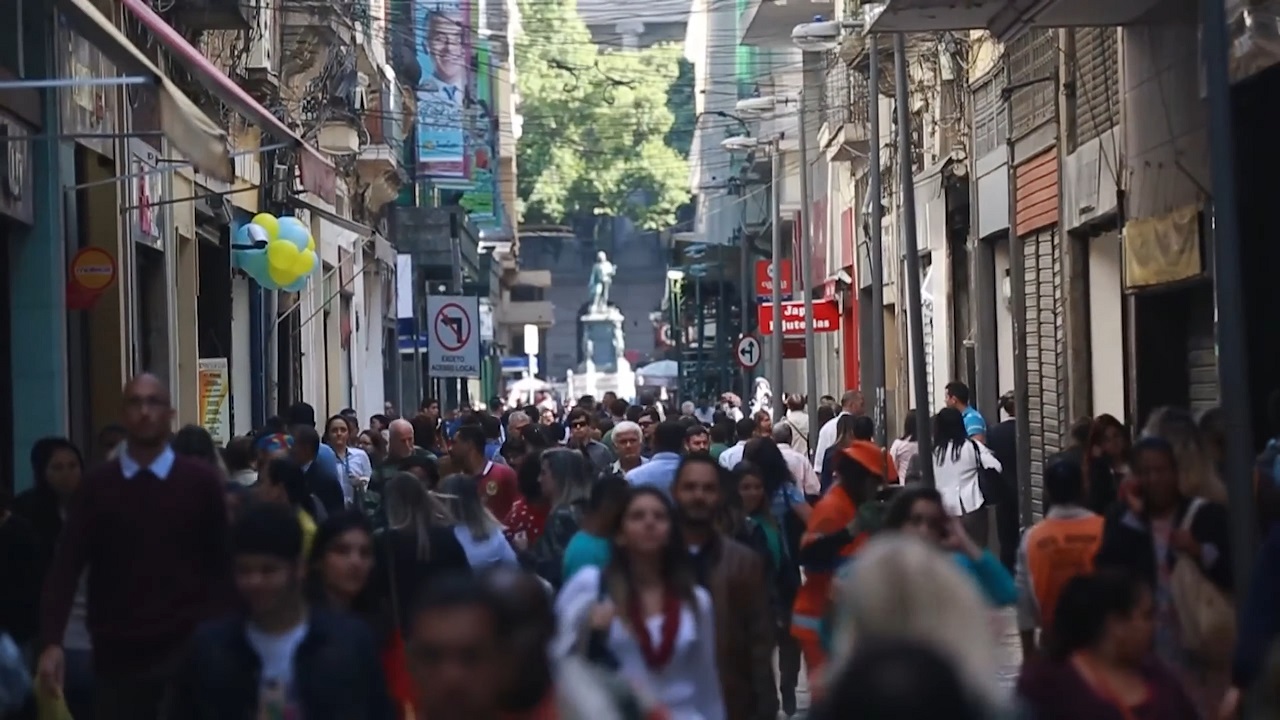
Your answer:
[1075,28,1119,146]
[509,284,543,302]
[972,68,1008,158]
[1007,29,1057,139]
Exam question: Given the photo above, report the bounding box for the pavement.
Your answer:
[778,608,1024,719]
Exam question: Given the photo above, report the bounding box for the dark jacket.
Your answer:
[373,526,471,634]
[304,461,345,516]
[1232,523,1280,689]
[530,502,586,588]
[175,609,394,720]
[692,534,778,720]
[1094,499,1233,592]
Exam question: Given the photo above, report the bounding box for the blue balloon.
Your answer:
[234,247,268,278]
[283,275,309,292]
[277,216,311,251]
[232,224,254,250]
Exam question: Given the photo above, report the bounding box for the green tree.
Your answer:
[515,0,691,231]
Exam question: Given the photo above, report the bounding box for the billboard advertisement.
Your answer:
[459,38,498,228]
[413,0,471,181]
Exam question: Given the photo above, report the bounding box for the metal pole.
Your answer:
[413,269,425,411]
[893,33,934,486]
[798,55,820,448]
[769,145,784,421]
[740,230,751,396]
[1005,65,1034,526]
[867,34,887,446]
[696,278,705,400]
[1201,0,1257,601]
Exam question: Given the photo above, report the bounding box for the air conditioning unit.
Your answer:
[352,72,371,113]
[246,0,275,72]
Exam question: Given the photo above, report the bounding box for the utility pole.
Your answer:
[769,144,784,421]
[893,33,933,485]
[1200,0,1257,605]
[867,34,887,446]
[798,54,820,446]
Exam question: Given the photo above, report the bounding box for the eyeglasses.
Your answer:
[570,420,588,429]
[638,420,655,427]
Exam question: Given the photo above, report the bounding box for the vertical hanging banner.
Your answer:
[460,37,498,228]
[414,0,472,180]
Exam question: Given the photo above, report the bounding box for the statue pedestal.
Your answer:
[572,306,635,401]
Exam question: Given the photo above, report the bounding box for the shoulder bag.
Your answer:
[969,440,1005,508]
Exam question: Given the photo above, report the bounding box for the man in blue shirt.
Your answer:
[945,381,987,443]
[626,420,686,496]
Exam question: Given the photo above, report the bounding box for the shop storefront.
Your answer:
[0,105,35,491]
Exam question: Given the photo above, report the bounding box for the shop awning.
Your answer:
[55,0,231,180]
[118,0,337,203]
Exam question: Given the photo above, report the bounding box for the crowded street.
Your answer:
[1,0,1278,715]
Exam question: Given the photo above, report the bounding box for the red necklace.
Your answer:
[628,591,683,671]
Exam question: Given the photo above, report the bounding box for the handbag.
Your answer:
[969,440,1005,507]
[579,571,621,671]
[1169,497,1236,669]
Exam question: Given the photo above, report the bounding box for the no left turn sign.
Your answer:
[735,335,762,369]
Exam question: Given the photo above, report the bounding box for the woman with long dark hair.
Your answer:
[307,511,417,718]
[1095,436,1233,717]
[931,407,1001,544]
[731,461,803,716]
[13,438,92,719]
[889,412,919,484]
[503,449,549,550]
[1017,569,1197,719]
[1083,414,1130,514]
[553,486,725,720]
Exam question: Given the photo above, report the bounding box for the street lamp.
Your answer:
[722,133,785,421]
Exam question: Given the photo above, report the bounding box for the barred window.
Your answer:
[1075,27,1119,145]
[972,68,1007,158]
[1007,29,1057,138]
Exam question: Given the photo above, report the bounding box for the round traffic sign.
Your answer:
[735,334,762,369]
[433,302,472,352]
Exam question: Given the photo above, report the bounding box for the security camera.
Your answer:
[791,19,842,52]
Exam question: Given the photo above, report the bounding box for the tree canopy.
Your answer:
[515,0,691,231]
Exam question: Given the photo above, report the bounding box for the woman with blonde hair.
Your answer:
[436,473,519,569]
[1141,406,1227,503]
[531,448,595,587]
[824,534,1007,713]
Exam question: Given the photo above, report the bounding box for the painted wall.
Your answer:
[231,275,254,435]
[10,98,69,489]
[1088,232,1125,419]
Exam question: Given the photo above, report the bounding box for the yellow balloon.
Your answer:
[266,240,298,271]
[268,263,296,286]
[251,213,279,241]
[290,249,316,276]
[306,237,316,253]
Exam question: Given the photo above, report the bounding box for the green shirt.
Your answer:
[709,443,729,462]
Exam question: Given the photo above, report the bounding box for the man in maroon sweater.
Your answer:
[36,374,231,720]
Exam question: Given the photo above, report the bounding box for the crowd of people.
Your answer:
[1,374,1280,720]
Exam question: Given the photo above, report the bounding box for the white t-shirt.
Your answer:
[246,619,309,714]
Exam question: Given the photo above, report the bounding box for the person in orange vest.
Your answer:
[1014,457,1104,663]
[791,441,892,699]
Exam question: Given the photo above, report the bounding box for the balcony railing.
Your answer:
[821,54,870,140]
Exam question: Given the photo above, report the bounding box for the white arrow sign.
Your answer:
[735,335,762,369]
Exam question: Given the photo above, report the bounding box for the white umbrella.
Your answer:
[508,377,551,395]
[636,359,679,381]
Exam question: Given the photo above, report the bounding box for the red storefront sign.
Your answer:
[783,337,807,359]
[758,299,841,336]
[754,259,792,297]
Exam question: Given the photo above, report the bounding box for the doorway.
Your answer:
[134,244,169,383]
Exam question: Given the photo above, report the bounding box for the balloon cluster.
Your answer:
[231,213,318,292]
